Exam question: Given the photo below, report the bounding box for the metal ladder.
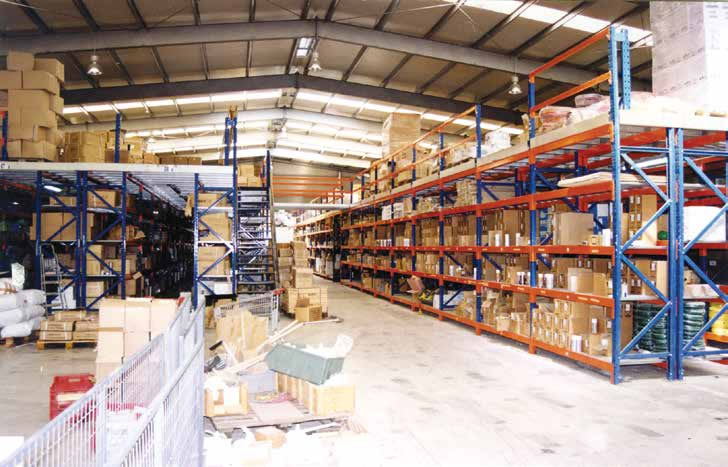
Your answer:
[40,243,68,311]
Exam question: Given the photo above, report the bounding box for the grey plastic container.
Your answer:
[265,344,344,385]
[239,369,276,394]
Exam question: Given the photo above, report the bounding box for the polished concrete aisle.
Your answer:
[288,278,728,466]
[2,278,728,465]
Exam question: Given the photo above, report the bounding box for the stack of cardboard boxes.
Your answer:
[275,373,355,416]
[0,51,64,160]
[159,155,202,165]
[237,163,262,187]
[95,297,179,380]
[39,310,98,343]
[381,112,421,190]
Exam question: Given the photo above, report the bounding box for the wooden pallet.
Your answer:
[2,331,39,348]
[209,399,350,434]
[36,340,97,350]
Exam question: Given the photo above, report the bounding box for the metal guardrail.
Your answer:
[1,294,205,467]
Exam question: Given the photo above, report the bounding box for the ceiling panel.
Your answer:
[430,4,506,46]
[85,0,138,29]
[423,63,482,98]
[156,44,204,76]
[114,48,163,83]
[315,39,364,75]
[135,0,195,27]
[0,4,41,33]
[393,56,450,90]
[29,0,88,31]
[253,0,307,22]
[250,39,291,67]
[331,0,389,29]
[349,48,405,82]
[200,0,250,23]
[382,0,443,37]
[206,42,247,71]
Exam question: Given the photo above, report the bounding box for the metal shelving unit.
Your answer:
[294,27,728,383]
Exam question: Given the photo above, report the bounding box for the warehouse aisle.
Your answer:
[291,278,728,466]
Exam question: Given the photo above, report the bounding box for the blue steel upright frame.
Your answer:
[193,116,238,307]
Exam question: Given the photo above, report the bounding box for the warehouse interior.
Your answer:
[1,1,728,465]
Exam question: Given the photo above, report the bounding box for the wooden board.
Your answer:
[209,398,350,433]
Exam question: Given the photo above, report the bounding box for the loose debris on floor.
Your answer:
[203,300,360,466]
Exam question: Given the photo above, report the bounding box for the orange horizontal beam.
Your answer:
[530,28,609,80]
[531,71,611,115]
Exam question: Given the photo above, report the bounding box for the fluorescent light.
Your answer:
[114,101,144,110]
[285,121,312,131]
[337,129,366,140]
[244,121,269,129]
[309,125,338,136]
[330,96,363,108]
[83,104,113,112]
[499,127,523,135]
[136,131,151,137]
[211,92,246,102]
[186,125,215,133]
[480,122,501,131]
[62,107,84,115]
[454,118,475,127]
[163,128,187,135]
[146,99,174,107]
[246,90,282,100]
[176,96,210,105]
[422,113,449,122]
[363,102,396,113]
[295,91,331,103]
[44,185,62,193]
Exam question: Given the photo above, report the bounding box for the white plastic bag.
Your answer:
[10,263,24,291]
[0,308,24,327]
[1,317,41,338]
[24,304,45,320]
[18,290,46,306]
[0,293,23,312]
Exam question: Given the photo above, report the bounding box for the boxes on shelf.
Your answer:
[626,194,658,246]
[553,212,594,245]
[382,112,421,157]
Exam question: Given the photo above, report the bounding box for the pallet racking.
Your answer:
[295,27,728,383]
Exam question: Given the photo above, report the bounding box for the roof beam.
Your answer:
[285,0,312,75]
[15,0,98,88]
[60,74,522,124]
[61,108,383,133]
[341,0,399,82]
[0,20,597,85]
[380,0,464,87]
[324,0,341,21]
[246,0,256,77]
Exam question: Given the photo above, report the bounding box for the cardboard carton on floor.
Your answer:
[124,298,152,333]
[150,298,178,337]
[204,383,249,417]
[96,331,124,361]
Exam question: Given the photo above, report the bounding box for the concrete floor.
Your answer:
[3,277,728,465]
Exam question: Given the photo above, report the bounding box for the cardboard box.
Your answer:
[0,71,22,90]
[124,298,152,333]
[150,298,178,337]
[553,212,593,245]
[295,305,322,322]
[40,320,74,332]
[97,331,124,360]
[292,267,314,288]
[585,333,611,357]
[73,330,98,341]
[199,246,227,259]
[39,331,73,341]
[53,309,86,321]
[74,319,99,332]
[34,58,64,83]
[7,51,34,71]
[124,332,150,358]
[204,384,249,417]
[99,298,126,328]
[95,361,120,381]
[22,71,60,95]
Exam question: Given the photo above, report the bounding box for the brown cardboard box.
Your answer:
[74,319,99,332]
[553,212,593,245]
[292,267,314,288]
[124,298,152,333]
[585,333,611,357]
[7,51,34,71]
[124,332,150,357]
[295,305,322,322]
[97,331,124,360]
[199,246,227,259]
[34,58,64,83]
[95,361,120,380]
[22,71,60,95]
[0,71,22,89]
[53,309,86,321]
[199,258,231,275]
[40,320,74,331]
[39,331,73,341]
[73,330,98,341]
[86,281,105,300]
[99,298,126,328]
[150,298,178,337]
[204,384,249,417]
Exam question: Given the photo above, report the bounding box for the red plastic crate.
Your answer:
[49,373,95,420]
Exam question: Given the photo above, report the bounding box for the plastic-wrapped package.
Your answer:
[483,130,512,155]
[0,293,23,312]
[0,308,24,327]
[630,91,697,115]
[566,107,603,126]
[10,263,24,291]
[538,106,573,132]
[575,93,607,108]
[18,289,45,306]
[24,304,45,320]
[1,317,42,338]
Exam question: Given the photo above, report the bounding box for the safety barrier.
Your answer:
[1,294,205,466]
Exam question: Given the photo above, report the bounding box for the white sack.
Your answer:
[1,317,41,338]
[18,290,46,306]
[0,294,23,312]
[0,309,24,327]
